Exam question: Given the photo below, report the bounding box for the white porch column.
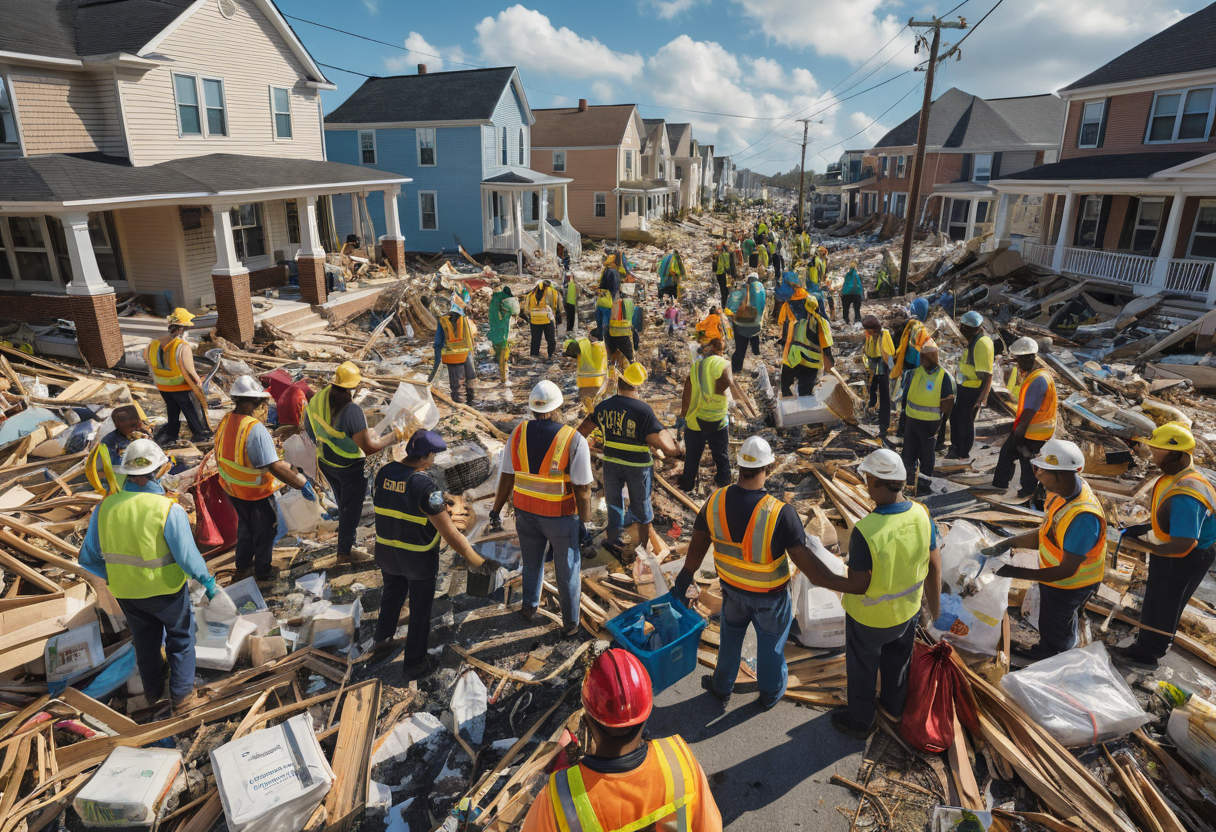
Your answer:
[1151,190,1186,289]
[965,197,980,240]
[210,204,254,344]
[60,212,113,297]
[538,188,549,253]
[296,195,328,305]
[1051,192,1074,273]
[514,192,524,275]
[211,206,244,276]
[299,195,326,257]
[993,193,1013,250]
[379,186,403,243]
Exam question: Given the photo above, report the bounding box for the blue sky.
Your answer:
[282,0,1205,174]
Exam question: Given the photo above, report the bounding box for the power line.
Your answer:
[316,62,374,78]
[941,0,1006,58]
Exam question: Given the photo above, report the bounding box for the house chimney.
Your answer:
[578,98,588,112]
[418,64,428,75]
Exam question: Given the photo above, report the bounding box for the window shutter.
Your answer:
[1096,98,1111,148]
[1116,197,1140,250]
[960,154,973,181]
[1150,196,1174,256]
[991,152,1003,180]
[1094,195,1114,249]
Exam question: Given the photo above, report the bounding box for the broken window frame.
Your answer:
[594,192,606,218]
[1076,195,1104,248]
[269,85,291,140]
[1146,86,1216,144]
[1078,100,1105,148]
[285,199,301,246]
[419,191,438,231]
[552,151,566,172]
[230,202,267,263]
[1187,198,1216,259]
[359,130,376,165]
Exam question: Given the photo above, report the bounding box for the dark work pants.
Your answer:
[446,361,474,404]
[1036,583,1096,657]
[375,572,437,663]
[780,364,818,397]
[845,613,917,729]
[565,303,577,335]
[732,333,760,373]
[950,385,982,458]
[841,293,863,324]
[1138,544,1216,657]
[902,417,940,484]
[716,274,729,306]
[868,370,890,435]
[679,424,731,492]
[160,389,210,441]
[319,460,367,555]
[659,283,678,301]
[993,436,1045,493]
[530,322,556,357]
[118,586,195,702]
[605,334,634,363]
[230,494,277,576]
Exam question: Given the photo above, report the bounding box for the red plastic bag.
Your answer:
[898,641,980,753]
[192,457,238,553]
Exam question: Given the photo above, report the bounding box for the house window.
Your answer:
[173,74,202,136]
[676,165,683,180]
[880,157,888,178]
[893,193,908,218]
[285,199,301,245]
[1076,196,1103,248]
[0,78,16,144]
[7,217,53,282]
[1147,87,1215,143]
[518,128,525,165]
[975,201,991,225]
[625,150,635,180]
[972,153,993,183]
[359,130,376,164]
[553,151,566,172]
[947,199,970,240]
[1131,199,1164,253]
[501,127,508,165]
[419,192,438,230]
[594,192,606,218]
[1079,100,1104,148]
[897,156,907,178]
[418,128,436,166]
[230,203,266,260]
[270,86,292,139]
[1188,199,1216,259]
[87,212,125,283]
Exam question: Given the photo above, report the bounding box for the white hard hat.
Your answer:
[1031,438,1085,472]
[737,436,775,468]
[117,438,169,476]
[857,448,907,482]
[960,310,984,327]
[1008,337,1039,357]
[230,375,270,399]
[528,379,564,413]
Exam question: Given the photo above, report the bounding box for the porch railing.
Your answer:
[1061,247,1155,286]
[1020,241,1054,269]
[1166,259,1214,298]
[547,219,583,263]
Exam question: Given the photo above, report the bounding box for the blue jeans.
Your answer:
[713,583,792,707]
[118,586,196,702]
[603,462,654,546]
[595,306,611,338]
[517,511,581,629]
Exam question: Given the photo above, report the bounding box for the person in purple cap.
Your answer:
[367,429,485,677]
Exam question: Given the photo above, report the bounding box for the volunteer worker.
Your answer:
[146,308,210,442]
[780,296,833,397]
[86,404,149,496]
[526,280,561,358]
[564,333,608,412]
[991,337,1056,498]
[677,338,746,495]
[947,310,993,460]
[862,315,895,438]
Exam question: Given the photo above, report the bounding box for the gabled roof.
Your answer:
[641,119,669,154]
[531,104,639,148]
[326,67,526,126]
[997,151,1204,182]
[873,88,1065,151]
[481,165,571,187]
[666,122,692,154]
[1062,3,1216,93]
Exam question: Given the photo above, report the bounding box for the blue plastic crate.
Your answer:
[604,593,707,694]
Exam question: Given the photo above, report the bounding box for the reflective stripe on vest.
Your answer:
[146,338,191,392]
[842,503,932,628]
[906,365,947,422]
[1151,467,1216,552]
[86,443,124,496]
[511,422,577,517]
[686,356,727,431]
[784,318,823,369]
[1016,368,1057,441]
[530,288,556,324]
[577,340,608,390]
[304,387,365,468]
[706,487,790,591]
[1038,479,1107,588]
[440,316,472,364]
[215,413,278,501]
[374,506,442,551]
[97,491,187,600]
[608,299,635,337]
[958,334,991,388]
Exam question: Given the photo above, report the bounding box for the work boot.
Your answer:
[364,640,400,668]
[830,708,876,740]
[337,546,374,565]
[700,674,731,703]
[172,690,204,716]
[401,656,434,681]
[519,603,537,621]
[230,566,254,583]
[1110,644,1160,672]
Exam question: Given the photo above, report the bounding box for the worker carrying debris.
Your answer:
[521,649,722,832]
[947,310,993,461]
[900,341,954,491]
[606,293,639,364]
[490,380,594,638]
[862,315,896,439]
[725,271,766,373]
[657,249,684,301]
[1112,424,1216,672]
[216,376,314,584]
[780,295,833,397]
[991,337,1057,498]
[86,403,150,496]
[146,308,211,443]
[981,439,1107,661]
[678,338,745,495]
[488,284,520,388]
[526,280,561,358]
[439,306,478,405]
[304,361,406,563]
[79,439,228,715]
[564,333,608,413]
[368,429,485,677]
[597,254,623,337]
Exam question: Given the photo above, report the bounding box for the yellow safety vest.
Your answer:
[958,334,993,389]
[906,365,948,422]
[146,338,191,392]
[511,422,577,517]
[1038,479,1107,588]
[706,487,789,591]
[304,387,365,468]
[86,442,125,496]
[566,278,577,306]
[1151,466,1216,553]
[576,339,607,390]
[528,288,557,325]
[686,355,727,431]
[783,316,829,370]
[894,319,930,372]
[608,299,635,337]
[440,316,473,364]
[1016,368,1057,442]
[97,491,187,600]
[864,329,894,374]
[1007,366,1021,399]
[214,412,278,501]
[842,503,932,628]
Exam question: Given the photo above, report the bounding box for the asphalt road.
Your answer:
[649,665,863,831]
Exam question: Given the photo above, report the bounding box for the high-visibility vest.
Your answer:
[1007,366,1021,399]
[608,299,635,337]
[304,386,365,468]
[805,262,820,285]
[576,339,607,391]
[715,251,730,275]
[528,288,557,324]
[783,316,827,369]
[566,278,577,306]
[1151,466,1216,553]
[86,442,124,496]
[1039,479,1106,588]
[440,316,473,364]
[97,491,187,600]
[600,398,654,468]
[894,320,930,371]
[906,365,948,422]
[375,469,441,553]
[706,487,789,591]
[215,413,278,501]
[511,422,577,517]
[864,329,894,373]
[695,314,723,342]
[842,503,932,628]
[686,355,727,431]
[145,338,191,392]
[546,736,700,832]
[1015,368,1056,441]
[958,333,993,389]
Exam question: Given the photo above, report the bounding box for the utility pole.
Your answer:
[795,118,810,230]
[898,15,966,296]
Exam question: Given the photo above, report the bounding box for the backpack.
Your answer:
[736,281,758,324]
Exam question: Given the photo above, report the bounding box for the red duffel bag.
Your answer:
[898,640,980,753]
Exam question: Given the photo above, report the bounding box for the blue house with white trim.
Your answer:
[324,65,579,258]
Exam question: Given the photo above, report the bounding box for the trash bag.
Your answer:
[899,641,980,753]
[452,671,487,745]
[192,460,238,552]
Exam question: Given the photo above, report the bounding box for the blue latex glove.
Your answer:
[674,417,686,433]
[202,575,219,600]
[671,569,694,606]
[300,481,317,502]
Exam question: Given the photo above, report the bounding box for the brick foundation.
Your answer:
[297,256,326,306]
[0,292,70,325]
[381,238,405,274]
[212,271,254,346]
[248,264,289,293]
[72,292,124,369]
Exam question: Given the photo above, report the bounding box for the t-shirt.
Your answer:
[848,502,941,572]
[100,429,133,459]
[1019,374,1048,413]
[497,420,595,486]
[599,268,621,301]
[373,462,446,578]
[1167,494,1216,549]
[1061,513,1103,558]
[960,335,994,386]
[243,421,279,468]
[594,395,663,467]
[694,484,806,594]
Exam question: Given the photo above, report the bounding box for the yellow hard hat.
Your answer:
[332,361,363,389]
[1139,422,1196,453]
[622,362,648,387]
[167,308,195,326]
[804,295,819,313]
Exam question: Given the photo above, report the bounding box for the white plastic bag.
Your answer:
[791,573,846,648]
[939,520,987,590]
[1001,642,1150,747]
[282,433,317,482]
[451,671,487,745]
[930,557,1011,656]
[278,490,320,535]
[1021,581,1041,632]
[374,382,439,436]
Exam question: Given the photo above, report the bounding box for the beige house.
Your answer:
[0,0,409,368]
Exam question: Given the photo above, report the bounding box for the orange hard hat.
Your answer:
[582,649,653,728]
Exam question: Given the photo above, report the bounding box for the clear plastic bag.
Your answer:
[1000,642,1150,747]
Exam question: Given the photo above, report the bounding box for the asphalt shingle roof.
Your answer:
[0,0,205,60]
[531,105,637,148]
[325,68,517,124]
[666,122,691,154]
[873,88,1065,150]
[996,151,1204,181]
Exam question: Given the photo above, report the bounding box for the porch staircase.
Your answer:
[257,299,327,337]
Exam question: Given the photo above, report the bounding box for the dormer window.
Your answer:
[0,79,18,144]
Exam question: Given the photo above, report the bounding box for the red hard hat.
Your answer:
[582,649,653,728]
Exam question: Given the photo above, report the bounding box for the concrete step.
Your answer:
[257,299,315,328]
[281,315,328,337]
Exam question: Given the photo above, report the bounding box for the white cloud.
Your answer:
[383,32,469,74]
[649,0,705,19]
[731,0,911,65]
[475,5,642,82]
[747,57,817,93]
[360,0,378,13]
[847,111,890,147]
[590,80,616,103]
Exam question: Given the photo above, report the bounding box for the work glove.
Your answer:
[674,417,686,434]
[671,569,694,606]
[201,575,220,600]
[995,564,1017,578]
[300,481,317,502]
[488,509,503,530]
[978,539,1014,559]
[1121,523,1152,540]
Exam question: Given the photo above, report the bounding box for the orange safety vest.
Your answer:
[705,487,789,591]
[440,316,472,364]
[214,413,278,501]
[1016,368,1057,442]
[146,338,191,392]
[1038,479,1107,588]
[1151,466,1216,554]
[511,422,577,517]
[894,319,930,371]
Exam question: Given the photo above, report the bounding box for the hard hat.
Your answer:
[117,438,169,476]
[1009,337,1039,356]
[909,298,929,321]
[167,308,195,326]
[621,362,648,387]
[804,295,819,313]
[858,448,907,482]
[230,375,270,399]
[582,648,653,728]
[738,436,775,468]
[332,361,362,389]
[1031,439,1085,472]
[528,379,564,413]
[960,310,984,328]
[1139,423,1196,453]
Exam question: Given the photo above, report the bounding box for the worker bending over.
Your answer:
[991,338,1056,498]
[526,280,561,358]
[87,404,150,496]
[901,342,954,490]
[694,306,726,346]
[678,338,746,495]
[781,296,833,397]
[147,308,210,442]
[862,316,895,438]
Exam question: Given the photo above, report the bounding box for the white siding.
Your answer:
[10,70,125,155]
[183,209,218,307]
[114,206,187,304]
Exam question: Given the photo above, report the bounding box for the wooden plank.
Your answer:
[324,680,381,832]
[948,712,983,811]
